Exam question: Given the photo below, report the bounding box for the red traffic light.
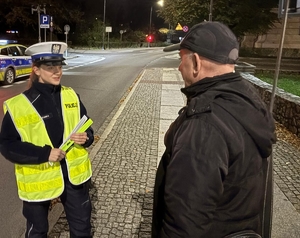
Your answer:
[146,35,154,43]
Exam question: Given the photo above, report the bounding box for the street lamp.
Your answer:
[148,6,153,48]
[209,0,213,21]
[158,1,164,8]
[31,4,46,43]
[148,0,164,48]
[102,0,107,50]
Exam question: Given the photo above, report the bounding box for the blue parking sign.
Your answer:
[40,15,50,28]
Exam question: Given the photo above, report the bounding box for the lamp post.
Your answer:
[102,0,107,50]
[209,0,213,21]
[31,4,46,43]
[148,0,164,48]
[148,6,153,48]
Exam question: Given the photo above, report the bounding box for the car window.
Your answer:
[0,47,9,56]
[18,46,27,56]
[8,46,21,56]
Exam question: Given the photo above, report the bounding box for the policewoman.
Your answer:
[0,42,94,238]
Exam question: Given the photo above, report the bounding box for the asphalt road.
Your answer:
[0,47,177,238]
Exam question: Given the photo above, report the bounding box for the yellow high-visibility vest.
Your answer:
[3,86,92,202]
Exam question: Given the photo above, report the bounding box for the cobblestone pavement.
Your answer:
[273,140,300,212]
[48,68,300,238]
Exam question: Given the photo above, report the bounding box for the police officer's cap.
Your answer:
[25,41,67,66]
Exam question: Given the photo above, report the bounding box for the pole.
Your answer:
[102,0,106,50]
[37,7,41,42]
[148,6,153,48]
[44,6,46,42]
[108,32,110,49]
[65,32,68,57]
[50,16,53,41]
[32,5,46,43]
[262,1,289,238]
[209,0,213,21]
[269,0,289,113]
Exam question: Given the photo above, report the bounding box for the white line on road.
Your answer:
[64,57,105,71]
[1,57,106,89]
[1,80,28,88]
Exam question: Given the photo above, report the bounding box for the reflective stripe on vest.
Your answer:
[3,86,92,201]
[61,86,92,185]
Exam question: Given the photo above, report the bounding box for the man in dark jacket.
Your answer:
[152,21,276,238]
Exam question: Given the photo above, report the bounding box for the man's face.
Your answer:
[178,49,195,87]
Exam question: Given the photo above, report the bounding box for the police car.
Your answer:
[0,40,32,85]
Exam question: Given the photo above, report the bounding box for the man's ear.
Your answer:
[193,53,201,74]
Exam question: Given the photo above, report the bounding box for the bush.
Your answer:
[240,47,300,58]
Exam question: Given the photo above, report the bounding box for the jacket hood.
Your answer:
[182,73,276,158]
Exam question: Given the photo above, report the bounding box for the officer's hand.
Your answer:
[49,148,66,162]
[70,132,88,145]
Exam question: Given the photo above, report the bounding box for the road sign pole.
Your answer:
[108,32,110,49]
[31,5,46,43]
[64,25,70,58]
[44,8,46,42]
[38,9,41,42]
[50,16,53,41]
[65,33,68,57]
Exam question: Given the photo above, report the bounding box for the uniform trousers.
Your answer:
[22,176,92,238]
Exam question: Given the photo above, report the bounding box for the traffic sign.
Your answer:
[64,24,70,33]
[175,23,183,30]
[40,15,50,28]
[182,26,189,32]
[106,26,112,32]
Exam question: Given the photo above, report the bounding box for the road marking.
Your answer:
[61,72,86,75]
[1,57,105,88]
[1,79,28,88]
[64,57,105,71]
[15,80,28,84]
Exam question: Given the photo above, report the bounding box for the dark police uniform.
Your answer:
[0,42,94,238]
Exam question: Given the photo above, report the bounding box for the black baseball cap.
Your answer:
[164,21,239,64]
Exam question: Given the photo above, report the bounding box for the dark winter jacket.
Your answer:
[0,81,94,170]
[152,72,276,238]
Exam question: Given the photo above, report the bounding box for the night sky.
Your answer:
[0,0,166,40]
[84,0,165,30]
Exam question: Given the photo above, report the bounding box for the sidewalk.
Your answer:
[48,68,300,238]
